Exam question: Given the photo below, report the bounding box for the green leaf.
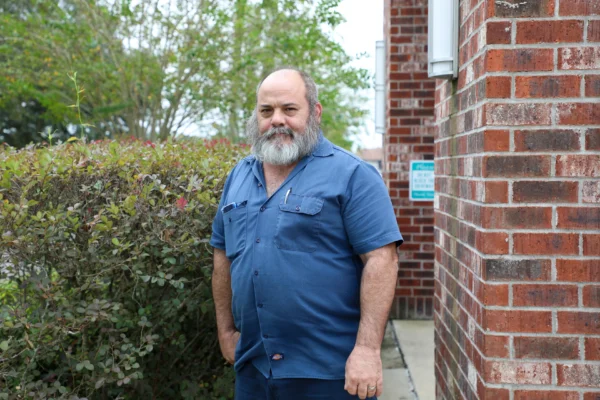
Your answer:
[112,238,120,246]
[0,340,9,351]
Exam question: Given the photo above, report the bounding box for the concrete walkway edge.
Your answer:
[387,320,419,400]
[391,320,436,400]
[379,321,418,400]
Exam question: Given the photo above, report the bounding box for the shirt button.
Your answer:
[263,334,269,339]
[256,238,261,243]
[258,303,263,308]
[258,183,263,187]
[295,206,300,211]
[254,271,259,276]
[260,206,265,212]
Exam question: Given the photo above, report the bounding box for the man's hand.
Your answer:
[344,345,383,399]
[219,330,240,364]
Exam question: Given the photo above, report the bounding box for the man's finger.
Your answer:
[345,380,358,396]
[366,384,377,399]
[376,378,383,397]
[357,383,368,400]
[367,386,377,399]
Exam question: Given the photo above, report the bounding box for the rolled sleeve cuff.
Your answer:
[352,232,404,255]
[210,233,226,250]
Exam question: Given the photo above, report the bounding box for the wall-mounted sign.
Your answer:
[409,161,435,201]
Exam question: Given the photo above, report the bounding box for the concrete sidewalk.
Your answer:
[379,322,416,400]
[392,320,435,400]
[380,320,435,400]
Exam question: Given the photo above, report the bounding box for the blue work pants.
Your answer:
[235,363,377,400]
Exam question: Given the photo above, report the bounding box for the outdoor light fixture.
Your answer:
[375,40,386,134]
[428,0,459,79]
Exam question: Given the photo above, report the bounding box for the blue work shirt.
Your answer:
[210,134,403,380]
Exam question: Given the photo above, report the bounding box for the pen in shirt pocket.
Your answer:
[284,187,292,204]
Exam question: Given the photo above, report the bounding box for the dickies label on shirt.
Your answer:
[271,353,284,361]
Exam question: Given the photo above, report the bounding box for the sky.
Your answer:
[333,0,384,150]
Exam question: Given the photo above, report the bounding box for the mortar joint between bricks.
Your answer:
[486,98,600,105]
[487,43,592,50]
[509,129,515,152]
[509,335,514,359]
[511,20,516,45]
[511,76,516,99]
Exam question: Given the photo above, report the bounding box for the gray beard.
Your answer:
[246,111,321,166]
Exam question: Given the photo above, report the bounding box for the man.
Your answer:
[211,67,403,400]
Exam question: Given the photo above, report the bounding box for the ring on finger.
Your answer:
[367,385,376,391]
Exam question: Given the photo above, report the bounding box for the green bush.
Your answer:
[0,137,248,399]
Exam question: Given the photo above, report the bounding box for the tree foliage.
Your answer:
[0,0,369,148]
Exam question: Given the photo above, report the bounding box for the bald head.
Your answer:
[256,67,319,112]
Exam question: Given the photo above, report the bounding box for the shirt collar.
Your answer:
[311,132,334,157]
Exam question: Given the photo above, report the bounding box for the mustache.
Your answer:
[264,127,295,139]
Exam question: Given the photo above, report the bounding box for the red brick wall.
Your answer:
[433,0,600,398]
[384,0,436,319]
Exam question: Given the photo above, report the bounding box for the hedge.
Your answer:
[0,138,247,399]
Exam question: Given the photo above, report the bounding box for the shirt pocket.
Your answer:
[275,194,323,253]
[223,201,248,259]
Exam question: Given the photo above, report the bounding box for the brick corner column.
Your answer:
[434,0,600,399]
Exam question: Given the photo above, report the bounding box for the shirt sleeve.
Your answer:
[342,162,403,255]
[210,170,234,250]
